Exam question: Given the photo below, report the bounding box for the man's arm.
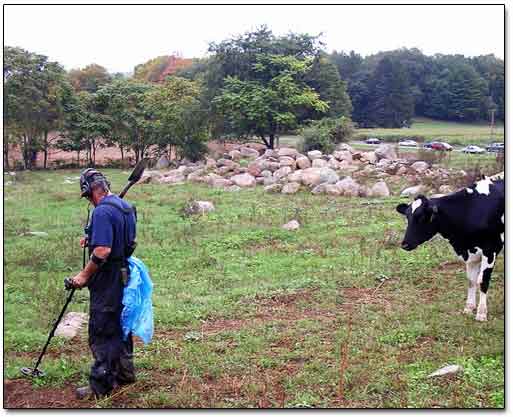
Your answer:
[71,246,111,288]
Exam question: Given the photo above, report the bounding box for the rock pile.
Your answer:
[140,143,468,198]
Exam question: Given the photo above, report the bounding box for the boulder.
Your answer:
[261,170,272,178]
[333,150,353,162]
[187,171,206,183]
[240,147,260,159]
[287,170,303,183]
[325,184,342,196]
[296,155,311,169]
[336,177,360,197]
[273,166,292,180]
[336,143,355,153]
[428,365,463,378]
[55,312,88,339]
[263,177,278,186]
[282,182,301,194]
[230,173,256,187]
[160,174,186,184]
[217,158,237,168]
[370,180,390,197]
[375,144,397,161]
[246,143,267,153]
[155,155,170,170]
[328,158,340,170]
[277,147,298,157]
[206,158,217,169]
[216,166,234,176]
[262,161,281,172]
[279,156,296,168]
[319,167,339,184]
[400,185,426,197]
[301,168,322,187]
[228,150,242,161]
[307,150,323,160]
[264,183,282,193]
[248,160,265,177]
[361,151,378,164]
[204,173,223,185]
[311,184,327,194]
[185,201,216,215]
[312,158,328,168]
[263,149,278,159]
[282,220,300,231]
[211,178,234,188]
[411,161,430,174]
[396,165,408,176]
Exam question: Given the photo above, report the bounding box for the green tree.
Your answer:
[4,46,69,169]
[209,27,329,149]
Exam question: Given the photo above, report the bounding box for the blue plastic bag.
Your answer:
[121,256,154,344]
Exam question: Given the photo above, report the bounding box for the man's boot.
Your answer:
[75,386,94,400]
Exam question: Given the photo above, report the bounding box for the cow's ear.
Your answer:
[429,204,439,222]
[396,203,408,215]
[416,194,428,202]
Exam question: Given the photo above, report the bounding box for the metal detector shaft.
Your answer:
[30,287,76,373]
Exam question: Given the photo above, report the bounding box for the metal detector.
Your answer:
[20,159,148,378]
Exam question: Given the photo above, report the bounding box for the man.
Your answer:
[70,168,137,400]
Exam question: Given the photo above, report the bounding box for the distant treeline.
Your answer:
[330,48,504,126]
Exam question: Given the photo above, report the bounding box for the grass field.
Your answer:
[3,169,504,408]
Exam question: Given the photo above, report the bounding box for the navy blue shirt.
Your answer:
[88,194,137,312]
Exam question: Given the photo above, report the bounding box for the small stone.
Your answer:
[282,182,301,194]
[370,180,390,197]
[184,201,215,216]
[428,365,463,378]
[282,220,300,231]
[230,173,256,187]
[307,150,323,160]
[264,183,282,193]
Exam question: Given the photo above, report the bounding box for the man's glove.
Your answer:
[64,277,74,291]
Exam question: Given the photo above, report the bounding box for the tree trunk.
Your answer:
[120,145,124,163]
[43,131,48,169]
[269,133,275,150]
[4,140,10,171]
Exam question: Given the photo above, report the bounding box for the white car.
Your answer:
[398,140,418,147]
[462,145,486,154]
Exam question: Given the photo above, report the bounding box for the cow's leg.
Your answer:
[464,259,480,315]
[475,252,496,322]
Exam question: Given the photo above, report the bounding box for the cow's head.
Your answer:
[396,195,439,251]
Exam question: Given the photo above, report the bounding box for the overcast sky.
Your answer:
[4,4,504,74]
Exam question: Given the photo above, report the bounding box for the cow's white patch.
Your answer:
[411,199,422,214]
[466,188,474,194]
[475,177,494,195]
[501,233,504,243]
[476,292,488,321]
[501,214,504,224]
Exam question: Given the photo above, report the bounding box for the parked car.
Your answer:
[424,141,452,151]
[366,137,381,145]
[398,140,418,147]
[486,142,504,153]
[462,145,486,154]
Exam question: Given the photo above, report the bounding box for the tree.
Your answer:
[134,55,193,83]
[367,57,414,128]
[142,77,209,161]
[209,27,329,149]
[68,64,111,93]
[4,46,69,169]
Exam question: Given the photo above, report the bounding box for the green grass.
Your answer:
[3,169,504,408]
[354,117,504,146]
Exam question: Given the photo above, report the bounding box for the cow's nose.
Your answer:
[401,242,412,251]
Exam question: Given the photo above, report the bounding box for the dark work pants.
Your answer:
[88,310,135,396]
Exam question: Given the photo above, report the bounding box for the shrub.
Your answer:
[300,117,354,153]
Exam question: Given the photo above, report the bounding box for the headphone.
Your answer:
[80,168,111,198]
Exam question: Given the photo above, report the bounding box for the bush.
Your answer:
[300,117,354,153]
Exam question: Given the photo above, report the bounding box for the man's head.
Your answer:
[80,168,111,205]
[396,195,439,251]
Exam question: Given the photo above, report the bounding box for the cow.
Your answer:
[396,177,504,322]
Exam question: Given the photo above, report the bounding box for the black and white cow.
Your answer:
[396,177,504,321]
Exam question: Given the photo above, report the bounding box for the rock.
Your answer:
[264,183,282,193]
[260,170,272,178]
[370,180,390,197]
[396,165,408,176]
[217,158,237,168]
[228,150,242,161]
[324,184,342,196]
[225,185,241,192]
[311,184,327,194]
[312,158,328,168]
[55,312,88,339]
[336,143,355,153]
[155,155,170,170]
[375,144,397,161]
[263,149,278,159]
[439,185,453,194]
[376,159,392,170]
[206,158,217,169]
[328,158,340,170]
[263,177,278,186]
[184,201,215,215]
[333,150,353,162]
[282,182,301,194]
[230,173,256,187]
[277,147,298,157]
[248,160,265,177]
[411,161,430,174]
[361,151,378,164]
[282,220,300,231]
[287,170,303,183]
[187,171,206,183]
[211,178,233,188]
[246,143,267,153]
[400,185,426,197]
[358,186,372,197]
[296,155,311,169]
[273,166,292,180]
[204,173,223,185]
[319,167,339,184]
[301,168,322,187]
[262,161,281,172]
[160,174,186,184]
[336,177,360,197]
[279,156,296,168]
[240,147,260,159]
[21,231,49,238]
[428,364,463,378]
[307,150,323,160]
[215,166,234,176]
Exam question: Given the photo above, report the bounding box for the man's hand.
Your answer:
[80,236,88,248]
[71,272,88,289]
